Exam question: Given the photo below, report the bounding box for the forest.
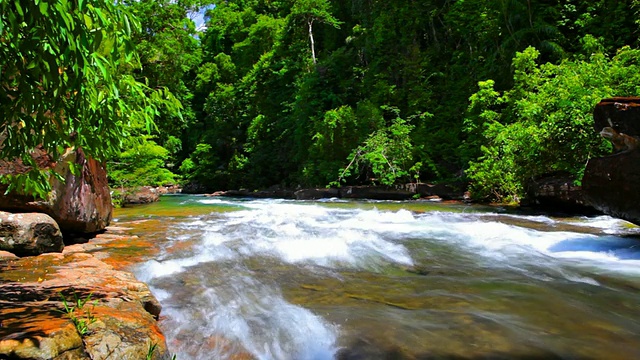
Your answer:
[3,0,640,203]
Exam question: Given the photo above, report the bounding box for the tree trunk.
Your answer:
[308,18,316,64]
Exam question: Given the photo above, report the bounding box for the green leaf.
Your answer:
[39,1,49,16]
[14,1,23,16]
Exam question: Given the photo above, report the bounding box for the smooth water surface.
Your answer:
[115,195,640,360]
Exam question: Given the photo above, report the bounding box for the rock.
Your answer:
[583,150,640,224]
[125,186,160,205]
[402,182,467,200]
[525,172,599,215]
[0,243,168,359]
[0,211,64,256]
[212,183,468,201]
[592,97,640,135]
[583,97,640,224]
[339,186,414,200]
[181,181,209,194]
[217,189,296,199]
[155,185,181,195]
[0,148,112,235]
[294,188,340,200]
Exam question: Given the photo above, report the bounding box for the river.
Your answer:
[114,195,640,360]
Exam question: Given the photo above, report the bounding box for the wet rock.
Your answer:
[295,188,340,200]
[0,231,168,360]
[583,97,640,224]
[583,150,640,224]
[339,186,414,200]
[525,172,599,215]
[0,148,112,235]
[0,211,64,256]
[401,182,466,200]
[217,189,296,199]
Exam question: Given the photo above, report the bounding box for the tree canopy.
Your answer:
[4,0,640,203]
[0,0,180,197]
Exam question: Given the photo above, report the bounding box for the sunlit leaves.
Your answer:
[0,0,180,198]
[466,44,640,202]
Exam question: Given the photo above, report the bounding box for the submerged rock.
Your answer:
[583,97,640,225]
[0,148,112,235]
[0,211,64,256]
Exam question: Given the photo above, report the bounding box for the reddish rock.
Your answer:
[0,148,112,235]
[0,211,64,256]
[155,185,181,195]
[0,231,168,360]
[124,186,160,205]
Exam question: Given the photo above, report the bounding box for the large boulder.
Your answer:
[118,186,161,205]
[0,211,64,256]
[0,148,112,234]
[583,97,640,224]
[525,172,599,215]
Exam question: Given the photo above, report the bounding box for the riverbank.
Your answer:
[0,226,169,360]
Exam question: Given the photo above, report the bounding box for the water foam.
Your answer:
[137,198,640,359]
[159,273,338,360]
[410,212,640,276]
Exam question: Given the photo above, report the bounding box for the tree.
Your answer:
[0,0,180,197]
[465,43,640,202]
[290,0,340,64]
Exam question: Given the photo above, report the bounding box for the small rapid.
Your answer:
[122,196,640,360]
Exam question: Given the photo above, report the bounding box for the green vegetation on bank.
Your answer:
[2,1,640,203]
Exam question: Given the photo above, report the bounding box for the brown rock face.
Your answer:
[592,97,640,135]
[0,211,64,256]
[0,148,112,234]
[583,97,640,224]
[583,150,640,224]
[525,172,599,214]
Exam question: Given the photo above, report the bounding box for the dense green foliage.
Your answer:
[466,44,640,202]
[173,0,640,201]
[3,0,640,203]
[0,0,180,197]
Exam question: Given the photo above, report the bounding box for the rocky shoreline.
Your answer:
[0,226,169,360]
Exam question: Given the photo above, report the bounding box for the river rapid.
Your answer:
[114,195,640,360]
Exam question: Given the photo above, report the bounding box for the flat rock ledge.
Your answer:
[208,183,469,202]
[0,230,169,360]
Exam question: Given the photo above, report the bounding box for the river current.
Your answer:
[114,195,640,360]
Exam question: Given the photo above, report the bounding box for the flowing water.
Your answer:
[114,195,640,360]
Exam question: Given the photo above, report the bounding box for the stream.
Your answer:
[114,195,640,360]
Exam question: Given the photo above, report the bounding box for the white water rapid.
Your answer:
[129,197,640,360]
